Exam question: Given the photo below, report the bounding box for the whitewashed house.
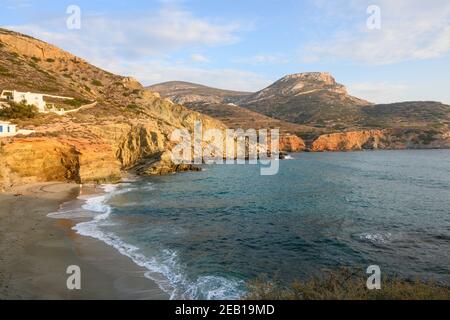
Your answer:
[0,121,16,137]
[0,90,74,114]
[1,90,46,112]
[0,121,35,137]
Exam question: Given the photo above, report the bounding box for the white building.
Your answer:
[1,90,46,112]
[0,121,16,137]
[0,121,35,137]
[0,90,74,113]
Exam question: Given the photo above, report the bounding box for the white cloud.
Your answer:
[4,4,261,91]
[190,53,210,63]
[6,6,244,60]
[113,59,270,92]
[304,0,450,65]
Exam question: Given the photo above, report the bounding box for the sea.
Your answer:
[50,150,450,299]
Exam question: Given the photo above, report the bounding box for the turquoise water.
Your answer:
[76,150,450,299]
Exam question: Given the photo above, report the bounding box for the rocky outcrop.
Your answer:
[280,135,306,152]
[0,114,224,190]
[311,129,450,152]
[311,130,385,151]
[0,30,76,62]
[0,137,121,190]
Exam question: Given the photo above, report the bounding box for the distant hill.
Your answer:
[361,101,450,129]
[148,81,250,105]
[236,72,371,130]
[149,73,450,135]
[238,73,450,132]
[147,81,321,137]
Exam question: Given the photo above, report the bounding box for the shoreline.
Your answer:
[0,182,168,300]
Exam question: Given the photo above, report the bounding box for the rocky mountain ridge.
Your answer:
[149,74,450,151]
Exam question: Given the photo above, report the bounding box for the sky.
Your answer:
[1,0,450,104]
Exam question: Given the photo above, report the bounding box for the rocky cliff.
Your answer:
[0,28,227,191]
[280,135,306,152]
[311,129,450,152]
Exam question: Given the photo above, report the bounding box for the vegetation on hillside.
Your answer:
[245,268,450,300]
[0,101,38,119]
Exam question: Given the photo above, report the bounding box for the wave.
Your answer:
[71,183,245,300]
[284,154,295,160]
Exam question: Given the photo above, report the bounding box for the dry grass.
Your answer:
[245,268,450,300]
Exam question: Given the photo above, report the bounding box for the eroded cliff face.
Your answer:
[0,104,226,190]
[311,130,385,151]
[279,135,306,152]
[311,129,450,152]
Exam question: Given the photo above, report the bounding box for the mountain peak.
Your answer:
[245,71,352,102]
[280,72,336,85]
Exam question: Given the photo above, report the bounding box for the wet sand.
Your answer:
[0,182,169,300]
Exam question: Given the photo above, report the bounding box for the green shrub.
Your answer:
[31,56,41,63]
[127,103,139,110]
[245,268,450,300]
[0,102,38,119]
[91,79,103,86]
[64,98,90,107]
[418,130,438,145]
[46,58,55,63]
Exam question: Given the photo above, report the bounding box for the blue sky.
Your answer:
[1,0,450,104]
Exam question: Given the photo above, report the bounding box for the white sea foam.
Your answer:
[284,154,295,160]
[358,232,393,244]
[71,182,244,300]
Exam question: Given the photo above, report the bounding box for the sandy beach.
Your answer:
[0,182,169,300]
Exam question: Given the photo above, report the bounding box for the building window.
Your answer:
[0,126,3,133]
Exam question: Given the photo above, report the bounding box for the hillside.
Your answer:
[150,72,450,150]
[0,28,226,190]
[148,81,250,105]
[235,73,450,134]
[237,72,372,130]
[147,81,321,148]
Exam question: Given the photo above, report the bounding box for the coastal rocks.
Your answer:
[0,96,226,189]
[310,128,450,152]
[0,137,122,190]
[133,151,201,176]
[279,134,306,152]
[311,130,385,151]
[0,138,80,189]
